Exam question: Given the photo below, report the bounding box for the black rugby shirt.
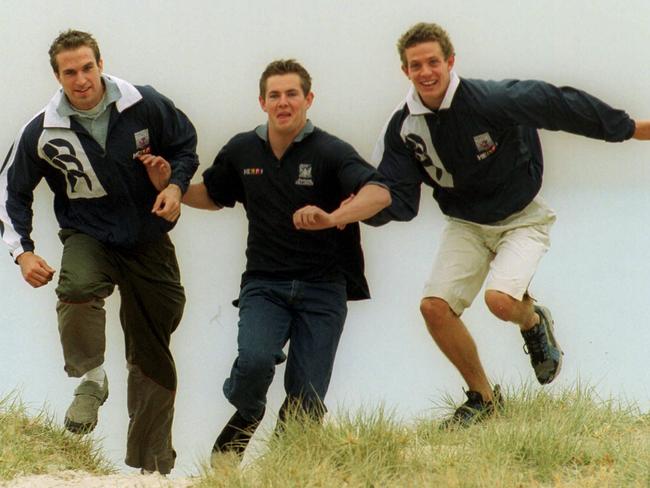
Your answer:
[203,121,385,300]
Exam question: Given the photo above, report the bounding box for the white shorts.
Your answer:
[423,196,556,315]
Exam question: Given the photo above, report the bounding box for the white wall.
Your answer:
[1,0,649,477]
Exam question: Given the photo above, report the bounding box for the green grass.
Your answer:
[2,386,649,487]
[197,385,650,487]
[0,392,114,480]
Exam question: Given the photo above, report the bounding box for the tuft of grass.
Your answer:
[196,384,650,487]
[2,385,648,487]
[0,392,114,480]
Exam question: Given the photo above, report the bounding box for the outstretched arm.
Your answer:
[293,183,391,231]
[140,154,222,211]
[182,183,221,210]
[633,120,650,140]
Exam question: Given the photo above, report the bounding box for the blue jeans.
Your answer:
[223,279,348,421]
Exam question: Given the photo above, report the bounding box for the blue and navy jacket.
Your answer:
[367,71,636,226]
[0,75,198,259]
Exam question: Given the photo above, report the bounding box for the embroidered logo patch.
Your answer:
[132,128,151,159]
[295,163,314,186]
[473,132,497,161]
[243,168,264,175]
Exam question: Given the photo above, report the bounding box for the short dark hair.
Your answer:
[397,22,454,66]
[49,29,101,73]
[259,59,312,98]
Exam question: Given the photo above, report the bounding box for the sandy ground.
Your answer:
[0,471,195,488]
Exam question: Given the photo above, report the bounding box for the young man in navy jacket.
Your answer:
[366,22,650,427]
[0,29,198,474]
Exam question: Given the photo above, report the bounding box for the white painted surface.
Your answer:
[1,0,649,476]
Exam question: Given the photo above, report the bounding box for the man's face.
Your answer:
[54,46,105,110]
[402,41,455,110]
[259,73,313,137]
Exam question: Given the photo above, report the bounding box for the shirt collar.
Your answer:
[43,74,143,128]
[254,119,315,142]
[405,70,460,115]
[56,76,122,119]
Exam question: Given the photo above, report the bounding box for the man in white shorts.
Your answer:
[366,22,650,426]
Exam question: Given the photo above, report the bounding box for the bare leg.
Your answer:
[420,297,493,402]
[484,289,539,330]
[485,289,562,384]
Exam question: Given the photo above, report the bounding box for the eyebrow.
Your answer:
[62,62,95,74]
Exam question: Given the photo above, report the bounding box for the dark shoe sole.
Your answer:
[535,306,563,384]
[64,418,98,434]
[439,385,503,430]
[64,391,108,435]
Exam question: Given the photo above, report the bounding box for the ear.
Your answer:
[98,58,104,73]
[305,91,314,109]
[259,95,268,113]
[446,54,455,71]
[401,64,410,78]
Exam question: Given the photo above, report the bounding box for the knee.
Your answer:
[56,275,110,303]
[236,350,278,378]
[420,297,455,331]
[484,290,517,321]
[57,283,97,303]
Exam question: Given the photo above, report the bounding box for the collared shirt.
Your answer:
[202,121,385,299]
[57,76,122,150]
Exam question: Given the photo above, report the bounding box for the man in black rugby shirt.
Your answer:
[145,59,390,459]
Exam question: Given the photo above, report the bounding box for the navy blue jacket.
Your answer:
[368,72,636,225]
[0,75,198,259]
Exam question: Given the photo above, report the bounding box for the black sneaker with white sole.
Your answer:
[439,384,503,429]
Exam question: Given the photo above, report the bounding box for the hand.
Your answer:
[293,205,335,230]
[152,184,182,222]
[16,252,55,288]
[139,154,171,191]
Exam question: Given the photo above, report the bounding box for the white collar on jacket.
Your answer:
[405,70,460,115]
[42,74,143,128]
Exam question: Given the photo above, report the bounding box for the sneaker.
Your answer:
[522,305,563,384]
[140,469,165,477]
[440,384,503,429]
[211,409,264,461]
[64,377,109,434]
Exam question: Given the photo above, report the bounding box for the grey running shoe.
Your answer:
[439,384,503,429]
[64,377,109,434]
[522,305,563,384]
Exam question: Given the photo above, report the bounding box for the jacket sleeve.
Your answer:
[149,89,199,193]
[0,126,44,260]
[364,111,424,226]
[476,79,636,141]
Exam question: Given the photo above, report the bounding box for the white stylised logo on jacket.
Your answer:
[37,129,108,199]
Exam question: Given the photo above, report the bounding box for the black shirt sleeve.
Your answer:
[202,141,244,208]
